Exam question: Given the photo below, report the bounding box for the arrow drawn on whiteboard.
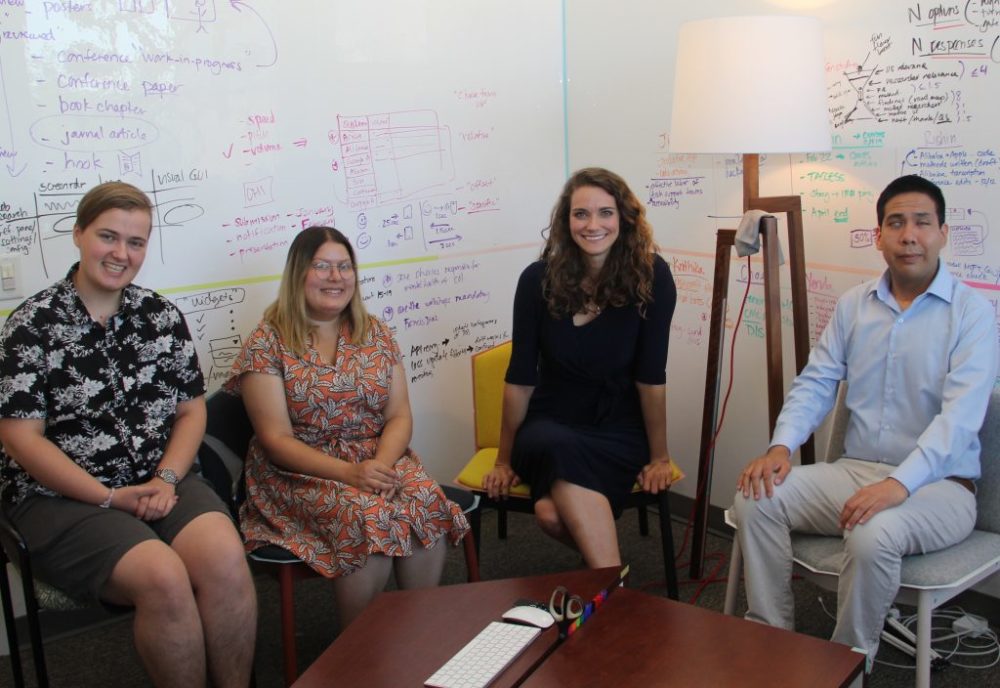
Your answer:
[229,1,278,68]
[0,55,26,178]
[428,235,463,245]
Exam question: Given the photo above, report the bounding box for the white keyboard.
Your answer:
[425,621,541,688]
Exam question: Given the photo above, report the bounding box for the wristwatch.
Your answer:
[154,467,180,485]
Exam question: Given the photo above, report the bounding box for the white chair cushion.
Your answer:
[792,529,1000,590]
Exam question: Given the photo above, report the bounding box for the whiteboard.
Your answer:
[567,0,1000,509]
[0,0,565,479]
[4,0,1000,505]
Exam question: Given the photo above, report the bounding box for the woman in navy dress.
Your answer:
[483,167,678,567]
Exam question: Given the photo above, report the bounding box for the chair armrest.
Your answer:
[198,435,245,517]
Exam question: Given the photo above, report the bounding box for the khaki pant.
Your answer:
[730,458,976,659]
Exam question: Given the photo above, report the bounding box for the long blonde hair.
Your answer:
[264,226,369,355]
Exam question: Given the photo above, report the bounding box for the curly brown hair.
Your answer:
[541,167,659,317]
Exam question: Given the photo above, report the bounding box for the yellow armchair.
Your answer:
[456,341,531,499]
[455,341,681,598]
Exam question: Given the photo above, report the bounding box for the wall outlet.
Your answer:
[0,254,22,300]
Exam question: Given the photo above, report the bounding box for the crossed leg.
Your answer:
[540,480,621,568]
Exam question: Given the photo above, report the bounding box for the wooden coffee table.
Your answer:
[291,567,864,688]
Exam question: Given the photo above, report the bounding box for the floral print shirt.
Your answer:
[0,264,204,505]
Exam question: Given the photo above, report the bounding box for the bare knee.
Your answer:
[534,498,564,538]
[173,513,255,600]
[105,541,195,613]
[194,535,253,597]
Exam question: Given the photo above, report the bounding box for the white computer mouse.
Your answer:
[502,605,555,628]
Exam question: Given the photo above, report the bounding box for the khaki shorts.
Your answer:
[6,473,231,603]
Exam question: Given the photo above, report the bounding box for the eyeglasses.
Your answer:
[310,260,355,277]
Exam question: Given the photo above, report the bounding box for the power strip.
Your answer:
[953,614,990,638]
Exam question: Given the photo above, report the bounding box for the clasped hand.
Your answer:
[350,460,399,500]
[114,481,178,521]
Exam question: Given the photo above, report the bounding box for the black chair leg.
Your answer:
[20,570,48,688]
[0,552,25,688]
[469,504,483,558]
[497,503,508,540]
[637,504,650,536]
[657,492,679,601]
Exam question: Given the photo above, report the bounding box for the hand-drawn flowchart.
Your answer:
[0,0,565,491]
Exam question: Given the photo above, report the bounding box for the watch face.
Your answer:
[155,468,179,485]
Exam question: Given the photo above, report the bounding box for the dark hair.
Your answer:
[541,167,658,317]
[75,181,153,233]
[264,226,369,353]
[876,175,945,226]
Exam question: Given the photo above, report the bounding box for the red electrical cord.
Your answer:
[643,256,756,601]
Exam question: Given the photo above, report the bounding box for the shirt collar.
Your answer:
[61,262,143,323]
[871,258,954,306]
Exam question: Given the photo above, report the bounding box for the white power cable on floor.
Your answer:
[814,597,1000,673]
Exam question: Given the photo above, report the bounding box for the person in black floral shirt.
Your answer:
[0,181,256,687]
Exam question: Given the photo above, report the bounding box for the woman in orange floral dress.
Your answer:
[225,226,469,626]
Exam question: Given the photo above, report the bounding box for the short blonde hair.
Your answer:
[76,181,153,233]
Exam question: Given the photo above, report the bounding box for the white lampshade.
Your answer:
[669,15,830,154]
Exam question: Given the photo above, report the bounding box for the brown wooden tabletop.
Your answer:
[291,566,864,688]
[521,586,864,687]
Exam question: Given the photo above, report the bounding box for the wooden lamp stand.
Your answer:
[687,153,815,580]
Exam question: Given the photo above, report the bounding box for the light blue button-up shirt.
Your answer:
[771,261,999,495]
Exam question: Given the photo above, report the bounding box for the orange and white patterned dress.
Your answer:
[225,317,469,578]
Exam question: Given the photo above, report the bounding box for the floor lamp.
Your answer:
[667,16,831,579]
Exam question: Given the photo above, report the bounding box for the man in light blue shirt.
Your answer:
[731,175,999,663]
